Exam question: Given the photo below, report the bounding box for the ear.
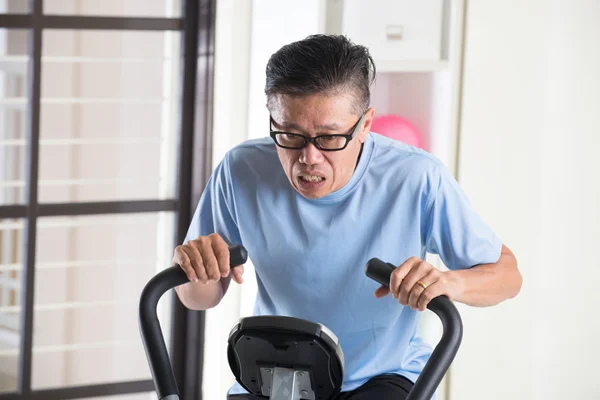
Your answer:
[358,107,376,143]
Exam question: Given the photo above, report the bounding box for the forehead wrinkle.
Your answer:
[275,118,341,132]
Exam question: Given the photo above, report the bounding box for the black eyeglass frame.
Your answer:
[269,112,366,151]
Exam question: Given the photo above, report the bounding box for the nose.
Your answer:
[299,142,324,166]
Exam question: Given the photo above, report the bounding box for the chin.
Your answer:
[299,191,325,200]
[293,181,330,200]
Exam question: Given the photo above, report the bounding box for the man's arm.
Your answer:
[375,244,522,311]
[449,244,521,307]
[375,161,522,310]
[173,153,244,310]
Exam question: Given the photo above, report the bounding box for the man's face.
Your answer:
[268,92,374,199]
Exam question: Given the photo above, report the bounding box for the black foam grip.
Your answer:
[229,244,248,268]
[365,258,396,287]
[365,258,463,400]
[139,245,248,399]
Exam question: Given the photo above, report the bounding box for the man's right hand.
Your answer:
[173,233,245,285]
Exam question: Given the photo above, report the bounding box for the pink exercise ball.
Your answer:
[371,115,423,148]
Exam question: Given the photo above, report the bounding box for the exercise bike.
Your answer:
[139,245,462,400]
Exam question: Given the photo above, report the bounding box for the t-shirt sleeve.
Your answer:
[184,153,242,246]
[423,162,502,270]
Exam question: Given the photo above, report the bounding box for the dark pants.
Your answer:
[228,374,414,400]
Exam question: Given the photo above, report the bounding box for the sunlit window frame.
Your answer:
[0,1,216,399]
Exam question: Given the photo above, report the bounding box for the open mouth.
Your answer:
[297,173,326,191]
[299,173,325,183]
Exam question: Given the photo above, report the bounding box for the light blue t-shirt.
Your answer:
[185,132,502,394]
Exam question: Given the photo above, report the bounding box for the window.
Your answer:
[0,28,28,205]
[0,218,24,393]
[0,1,215,399]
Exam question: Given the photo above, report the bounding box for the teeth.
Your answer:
[300,174,323,182]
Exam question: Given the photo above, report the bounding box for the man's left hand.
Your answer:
[374,257,464,311]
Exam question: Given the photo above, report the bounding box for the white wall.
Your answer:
[451,1,600,399]
[211,0,252,167]
[203,1,253,398]
[246,0,326,140]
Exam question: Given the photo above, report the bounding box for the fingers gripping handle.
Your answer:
[175,243,248,282]
[365,258,463,400]
[139,245,248,400]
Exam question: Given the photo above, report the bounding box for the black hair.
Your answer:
[265,34,376,114]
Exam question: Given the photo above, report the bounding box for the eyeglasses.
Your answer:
[269,113,366,151]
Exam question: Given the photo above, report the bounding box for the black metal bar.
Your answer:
[0,205,28,219]
[181,3,216,398]
[0,14,183,30]
[17,0,42,395]
[366,259,463,400]
[0,14,31,28]
[0,199,180,223]
[140,248,247,399]
[176,0,200,226]
[171,0,199,394]
[38,199,178,217]
[0,380,155,400]
[182,309,204,400]
[192,0,216,203]
[40,15,183,31]
[170,0,209,399]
